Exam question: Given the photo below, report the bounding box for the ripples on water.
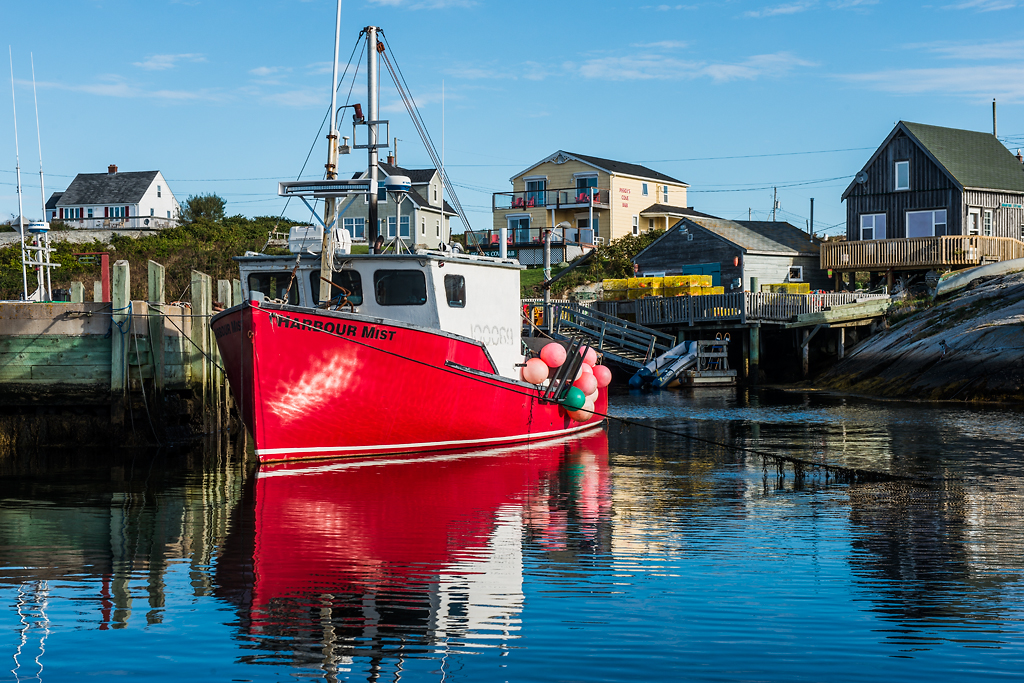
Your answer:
[0,389,1022,681]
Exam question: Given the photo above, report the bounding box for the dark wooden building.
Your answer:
[843,121,1024,242]
[633,216,828,291]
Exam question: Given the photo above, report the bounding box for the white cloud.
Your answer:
[828,0,878,7]
[908,39,1024,60]
[133,53,205,70]
[261,88,326,108]
[366,0,476,7]
[943,0,1019,9]
[443,60,553,81]
[250,66,291,77]
[638,40,689,50]
[841,64,1024,102]
[34,75,219,102]
[745,1,817,17]
[574,51,815,82]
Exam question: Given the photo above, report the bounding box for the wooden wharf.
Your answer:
[525,290,891,382]
[0,260,238,451]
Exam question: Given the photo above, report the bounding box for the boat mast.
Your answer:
[366,26,380,252]
[31,53,51,300]
[8,46,29,300]
[318,0,343,305]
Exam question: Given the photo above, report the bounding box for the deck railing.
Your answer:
[634,291,888,326]
[493,188,609,211]
[820,236,1024,271]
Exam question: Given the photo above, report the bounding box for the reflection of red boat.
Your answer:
[240,430,609,653]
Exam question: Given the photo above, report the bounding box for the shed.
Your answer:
[632,216,827,291]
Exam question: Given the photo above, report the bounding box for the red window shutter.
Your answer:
[125,205,129,217]
[59,208,63,219]
[105,207,109,218]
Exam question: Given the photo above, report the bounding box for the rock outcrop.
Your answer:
[817,271,1024,402]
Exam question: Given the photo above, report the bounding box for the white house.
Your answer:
[49,165,180,229]
[336,160,455,248]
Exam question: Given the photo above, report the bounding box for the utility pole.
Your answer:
[993,98,997,137]
[772,187,777,222]
[809,197,814,235]
[318,0,343,305]
[748,208,751,221]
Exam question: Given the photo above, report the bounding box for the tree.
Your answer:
[179,193,226,223]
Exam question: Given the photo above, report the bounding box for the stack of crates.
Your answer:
[602,279,629,300]
[664,274,723,297]
[761,283,810,294]
[627,277,663,299]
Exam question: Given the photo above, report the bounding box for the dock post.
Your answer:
[801,329,810,378]
[148,261,166,403]
[232,278,242,307]
[217,280,232,310]
[111,260,131,425]
[749,325,760,385]
[190,271,210,431]
[837,327,845,361]
[742,330,749,379]
[93,281,103,303]
[70,281,84,304]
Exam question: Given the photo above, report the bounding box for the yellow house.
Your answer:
[490,151,690,247]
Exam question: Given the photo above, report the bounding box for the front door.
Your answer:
[967,209,980,236]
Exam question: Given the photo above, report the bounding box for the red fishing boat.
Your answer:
[212,23,608,464]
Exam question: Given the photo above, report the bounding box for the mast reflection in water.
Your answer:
[215,430,611,677]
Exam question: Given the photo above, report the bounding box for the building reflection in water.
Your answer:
[215,429,611,679]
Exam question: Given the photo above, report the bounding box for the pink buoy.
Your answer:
[539,343,567,368]
[521,357,548,384]
[592,364,612,388]
[580,363,593,375]
[586,388,599,402]
[573,373,597,396]
[570,401,595,422]
[579,347,598,367]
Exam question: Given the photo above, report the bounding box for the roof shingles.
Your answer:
[56,171,159,206]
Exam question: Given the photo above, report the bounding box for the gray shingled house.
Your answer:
[633,216,828,292]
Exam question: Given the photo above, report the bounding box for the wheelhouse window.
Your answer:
[895,161,909,191]
[860,213,885,240]
[309,269,363,307]
[444,274,465,308]
[906,209,946,238]
[374,269,427,306]
[248,272,299,305]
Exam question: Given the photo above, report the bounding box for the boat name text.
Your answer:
[269,313,397,341]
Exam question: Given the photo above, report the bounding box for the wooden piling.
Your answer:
[190,271,210,430]
[70,281,84,304]
[232,279,242,307]
[93,281,103,303]
[111,260,131,424]
[749,325,760,385]
[801,329,810,378]
[837,327,845,361]
[148,261,166,401]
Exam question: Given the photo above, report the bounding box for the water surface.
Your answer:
[1,389,1022,681]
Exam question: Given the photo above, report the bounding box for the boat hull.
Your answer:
[213,302,607,462]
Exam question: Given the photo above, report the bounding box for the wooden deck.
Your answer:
[820,235,1024,272]
[631,292,887,327]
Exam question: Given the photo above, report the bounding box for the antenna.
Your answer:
[31,53,52,300]
[9,46,29,299]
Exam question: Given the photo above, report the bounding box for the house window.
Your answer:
[421,217,425,235]
[157,185,162,198]
[444,274,466,308]
[575,175,597,203]
[387,215,410,238]
[906,209,946,238]
[642,183,648,196]
[150,208,154,216]
[436,219,440,237]
[526,179,546,206]
[632,215,639,236]
[87,208,94,218]
[983,210,993,237]
[509,216,531,243]
[895,161,909,191]
[860,213,886,240]
[788,266,804,282]
[343,217,365,239]
[167,210,171,219]
[663,185,668,202]
[433,185,438,203]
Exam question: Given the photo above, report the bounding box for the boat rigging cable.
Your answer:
[244,303,910,484]
[377,31,479,244]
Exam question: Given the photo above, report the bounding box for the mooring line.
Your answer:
[249,305,907,484]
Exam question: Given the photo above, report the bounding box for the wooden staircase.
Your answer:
[545,303,675,369]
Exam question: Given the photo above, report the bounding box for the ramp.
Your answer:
[545,303,675,369]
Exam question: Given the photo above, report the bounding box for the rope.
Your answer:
[248,304,906,484]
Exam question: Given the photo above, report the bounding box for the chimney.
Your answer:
[108,164,118,175]
[1017,149,1023,164]
[386,153,396,166]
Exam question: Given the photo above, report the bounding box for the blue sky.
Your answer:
[3,0,1023,236]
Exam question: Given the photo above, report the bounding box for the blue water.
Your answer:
[1,389,1023,681]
